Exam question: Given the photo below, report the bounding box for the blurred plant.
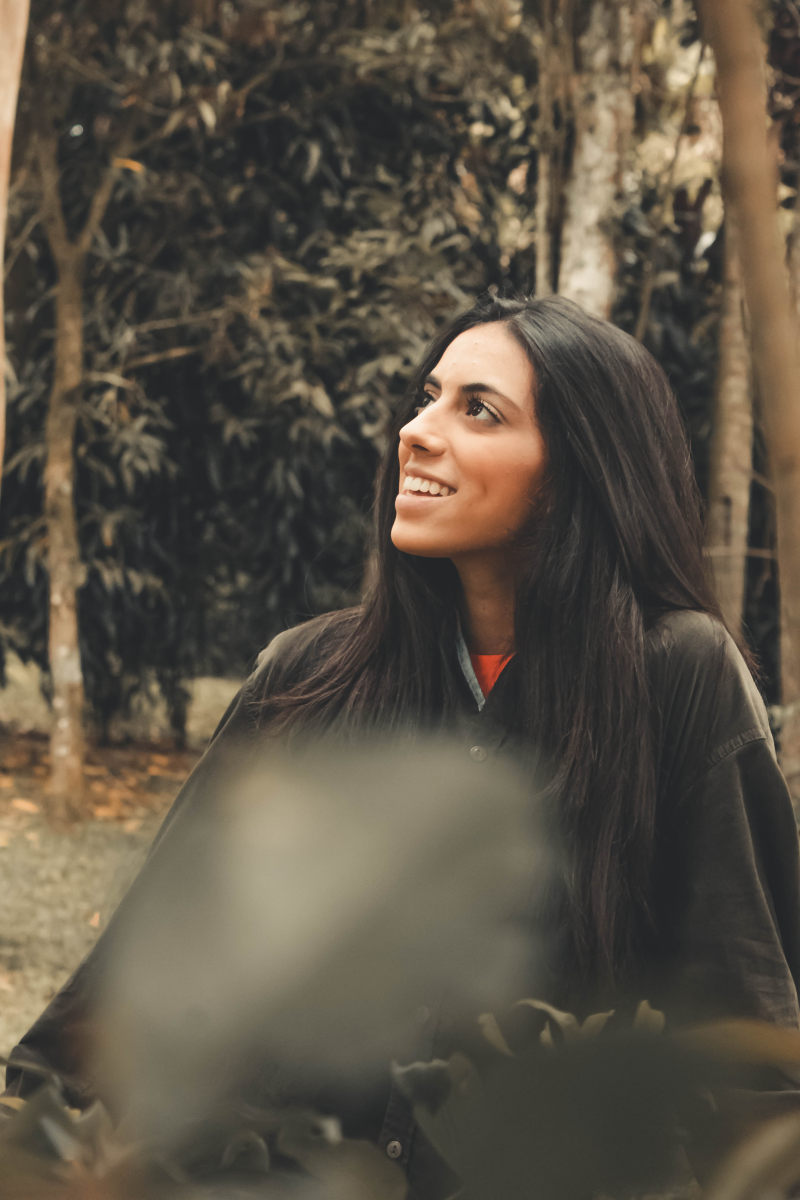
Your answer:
[6,735,800,1199]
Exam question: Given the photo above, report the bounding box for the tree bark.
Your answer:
[698,0,800,799]
[0,0,30,499]
[34,122,122,819]
[789,181,800,328]
[705,219,753,636]
[534,0,554,297]
[558,0,635,317]
[44,258,87,820]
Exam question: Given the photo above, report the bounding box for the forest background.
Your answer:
[2,0,800,819]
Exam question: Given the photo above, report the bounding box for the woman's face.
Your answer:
[391,322,547,570]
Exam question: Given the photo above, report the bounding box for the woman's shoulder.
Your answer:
[645,608,774,782]
[252,607,362,684]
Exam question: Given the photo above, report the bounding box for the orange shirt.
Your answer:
[469,652,514,697]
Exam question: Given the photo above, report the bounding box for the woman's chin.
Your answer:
[390,524,449,559]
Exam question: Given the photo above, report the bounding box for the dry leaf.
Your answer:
[0,774,14,788]
[11,797,39,814]
[89,912,101,929]
[0,831,11,848]
[92,805,117,820]
[123,817,143,834]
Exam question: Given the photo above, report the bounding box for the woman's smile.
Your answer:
[397,470,457,499]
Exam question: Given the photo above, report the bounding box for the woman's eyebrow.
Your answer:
[425,373,519,409]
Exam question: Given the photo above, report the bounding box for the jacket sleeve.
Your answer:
[3,669,262,1109]
[654,735,800,1030]
[644,612,800,1030]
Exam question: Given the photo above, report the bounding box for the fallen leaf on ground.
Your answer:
[92,805,118,820]
[123,817,143,834]
[0,831,10,848]
[89,912,101,929]
[0,774,13,788]
[0,971,15,992]
[11,797,39,814]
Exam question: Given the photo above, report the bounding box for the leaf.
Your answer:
[197,99,217,130]
[11,798,39,814]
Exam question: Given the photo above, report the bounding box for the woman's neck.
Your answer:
[454,556,516,654]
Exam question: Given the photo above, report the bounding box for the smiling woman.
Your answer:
[6,294,800,1200]
[392,321,547,652]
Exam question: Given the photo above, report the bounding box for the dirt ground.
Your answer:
[0,731,199,1059]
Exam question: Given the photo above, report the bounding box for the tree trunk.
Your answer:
[32,107,123,818]
[558,0,635,317]
[789,181,800,327]
[44,257,87,820]
[705,219,753,636]
[534,0,554,297]
[698,0,800,800]
[0,0,30,498]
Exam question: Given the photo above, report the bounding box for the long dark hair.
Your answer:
[254,295,724,987]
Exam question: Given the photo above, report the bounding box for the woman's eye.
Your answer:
[465,396,500,423]
[413,391,436,415]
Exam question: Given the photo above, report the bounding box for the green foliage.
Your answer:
[2,0,551,735]
[4,0,800,731]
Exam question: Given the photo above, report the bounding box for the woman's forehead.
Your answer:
[431,324,535,397]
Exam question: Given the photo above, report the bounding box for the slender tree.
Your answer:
[698,0,800,798]
[33,113,126,819]
[705,219,753,636]
[0,0,30,500]
[558,0,636,316]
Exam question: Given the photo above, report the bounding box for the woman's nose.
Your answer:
[398,408,447,455]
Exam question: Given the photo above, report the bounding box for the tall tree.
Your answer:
[698,0,800,798]
[558,0,636,316]
[32,105,128,820]
[0,0,30,500]
[705,220,753,636]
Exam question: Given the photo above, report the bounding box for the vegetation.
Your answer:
[2,0,800,809]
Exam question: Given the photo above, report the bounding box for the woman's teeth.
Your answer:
[403,475,453,496]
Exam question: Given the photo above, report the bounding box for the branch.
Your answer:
[3,210,40,281]
[34,127,72,264]
[124,346,200,369]
[50,46,127,96]
[75,145,129,258]
[128,306,231,334]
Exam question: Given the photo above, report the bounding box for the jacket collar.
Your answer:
[455,619,487,712]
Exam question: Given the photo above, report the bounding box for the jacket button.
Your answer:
[386,1139,403,1159]
[469,745,487,762]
